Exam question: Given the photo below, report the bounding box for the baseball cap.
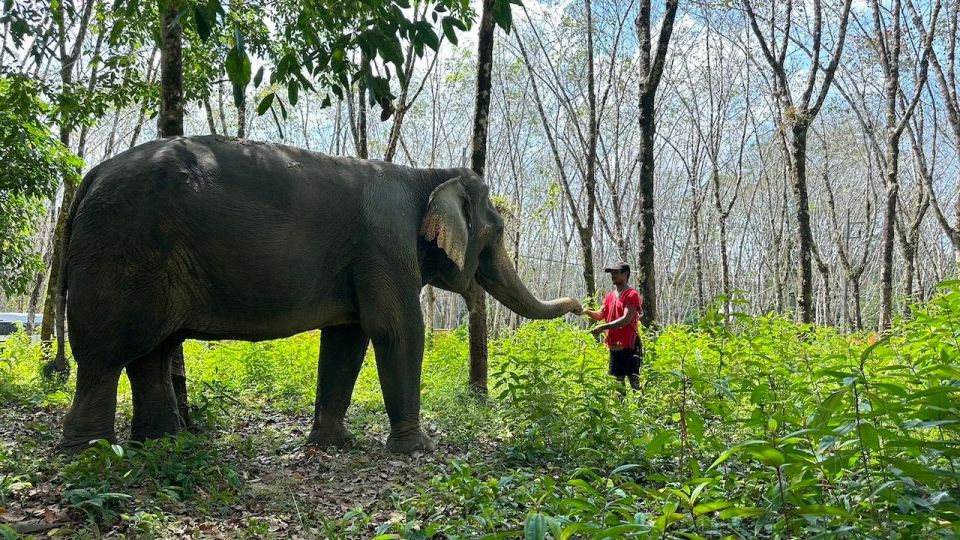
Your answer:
[603,261,630,273]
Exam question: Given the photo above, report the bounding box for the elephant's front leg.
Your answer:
[307,324,369,448]
[372,322,434,453]
[361,297,434,454]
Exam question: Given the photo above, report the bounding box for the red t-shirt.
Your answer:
[601,288,642,349]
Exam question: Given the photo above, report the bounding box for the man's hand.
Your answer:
[590,325,606,336]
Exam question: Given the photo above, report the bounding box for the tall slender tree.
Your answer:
[41,0,95,378]
[467,0,497,395]
[871,0,939,330]
[635,0,679,327]
[908,0,960,268]
[741,0,854,324]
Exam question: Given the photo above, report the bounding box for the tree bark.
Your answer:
[787,124,815,324]
[204,98,217,134]
[157,0,184,138]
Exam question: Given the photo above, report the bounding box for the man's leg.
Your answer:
[627,374,641,391]
[614,375,627,399]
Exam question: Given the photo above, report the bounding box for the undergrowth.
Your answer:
[2,283,959,537]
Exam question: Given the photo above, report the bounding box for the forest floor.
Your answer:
[1,388,508,538]
[2,298,960,538]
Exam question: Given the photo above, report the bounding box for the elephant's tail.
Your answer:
[54,171,96,367]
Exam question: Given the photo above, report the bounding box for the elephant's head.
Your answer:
[420,173,581,319]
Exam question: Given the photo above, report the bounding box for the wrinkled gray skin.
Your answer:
[60,136,581,454]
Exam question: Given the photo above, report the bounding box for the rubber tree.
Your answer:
[741,0,854,324]
[871,0,940,331]
[635,0,679,328]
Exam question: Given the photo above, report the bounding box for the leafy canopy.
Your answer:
[0,75,83,296]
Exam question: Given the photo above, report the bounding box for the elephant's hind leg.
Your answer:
[307,325,369,448]
[61,357,123,453]
[127,338,183,441]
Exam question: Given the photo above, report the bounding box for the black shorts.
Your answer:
[609,348,640,377]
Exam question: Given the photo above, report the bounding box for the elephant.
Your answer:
[58,135,581,454]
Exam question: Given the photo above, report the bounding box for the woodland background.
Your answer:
[3,0,958,336]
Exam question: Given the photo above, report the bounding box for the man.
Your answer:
[583,261,643,391]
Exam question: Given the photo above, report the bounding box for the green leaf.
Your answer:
[256,92,274,115]
[287,80,299,106]
[647,429,675,456]
[253,66,264,88]
[560,523,588,540]
[611,463,642,475]
[368,28,404,71]
[589,525,646,539]
[814,387,848,427]
[707,445,741,471]
[523,512,547,540]
[687,410,705,442]
[560,497,600,514]
[718,506,768,519]
[417,23,441,51]
[441,16,464,45]
[225,27,251,107]
[492,0,513,33]
[797,504,854,520]
[859,421,880,451]
[193,5,215,41]
[693,501,733,515]
[745,444,785,467]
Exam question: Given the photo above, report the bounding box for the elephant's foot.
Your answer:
[385,428,435,454]
[130,414,182,442]
[59,433,115,455]
[42,358,70,382]
[306,426,356,448]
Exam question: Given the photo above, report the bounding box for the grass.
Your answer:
[1,284,959,537]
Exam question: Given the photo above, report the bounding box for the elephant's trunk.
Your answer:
[478,242,581,320]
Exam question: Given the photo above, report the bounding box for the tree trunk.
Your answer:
[204,98,217,134]
[582,0,599,301]
[878,148,899,330]
[852,277,864,330]
[27,210,55,333]
[788,124,815,324]
[40,0,95,378]
[636,94,658,327]
[353,53,370,160]
[711,166,732,321]
[158,0,190,426]
[690,197,705,312]
[425,284,436,344]
[157,0,184,138]
[237,101,246,138]
[466,0,496,395]
[635,0,678,328]
[903,242,917,313]
[467,287,488,394]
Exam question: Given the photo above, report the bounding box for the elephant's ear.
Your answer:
[420,177,470,270]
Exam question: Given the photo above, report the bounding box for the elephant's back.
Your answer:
[76,136,374,216]
[65,136,410,330]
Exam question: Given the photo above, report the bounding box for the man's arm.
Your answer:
[583,309,604,321]
[591,306,638,334]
